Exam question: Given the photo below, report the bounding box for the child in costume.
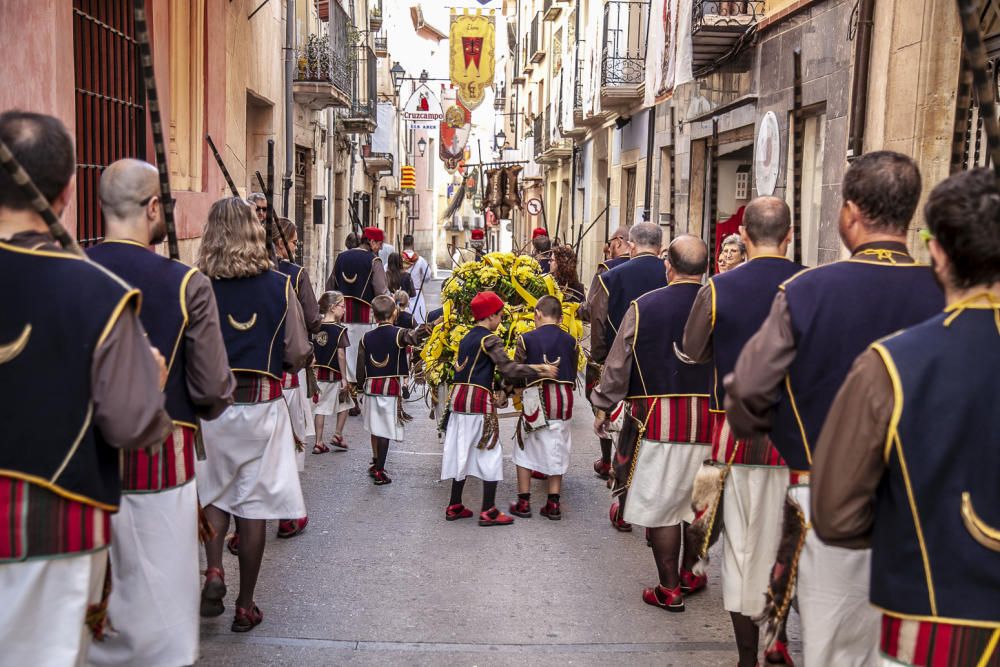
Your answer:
[394,290,415,329]
[312,291,351,452]
[509,296,579,520]
[356,295,430,484]
[440,291,558,525]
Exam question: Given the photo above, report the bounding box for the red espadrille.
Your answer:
[445,503,474,521]
[680,569,707,595]
[765,640,794,666]
[609,501,632,532]
[593,458,611,480]
[200,568,226,618]
[642,584,684,612]
[277,517,308,538]
[509,498,532,518]
[539,500,561,520]
[479,507,515,526]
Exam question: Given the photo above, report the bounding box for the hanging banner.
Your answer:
[439,87,472,172]
[401,165,417,190]
[449,9,496,110]
[560,40,577,133]
[584,11,603,118]
[402,84,444,130]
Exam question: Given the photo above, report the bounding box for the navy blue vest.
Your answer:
[362,324,410,379]
[0,242,138,509]
[538,257,551,275]
[313,322,346,371]
[453,326,498,390]
[599,254,668,349]
[277,259,304,295]
[869,309,1000,623]
[396,311,415,329]
[710,256,804,412]
[598,255,630,273]
[212,271,290,379]
[629,282,711,398]
[333,248,377,304]
[88,241,199,426]
[773,259,943,470]
[520,324,577,386]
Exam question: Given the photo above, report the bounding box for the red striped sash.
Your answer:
[120,424,196,492]
[450,384,494,415]
[541,382,574,421]
[281,372,300,390]
[880,614,1000,666]
[710,412,786,466]
[365,377,402,397]
[344,298,372,324]
[0,477,111,561]
[232,374,284,403]
[316,367,342,382]
[631,396,711,444]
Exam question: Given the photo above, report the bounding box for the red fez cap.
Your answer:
[363,226,384,242]
[532,227,548,239]
[401,250,418,265]
[470,291,505,320]
[471,228,485,240]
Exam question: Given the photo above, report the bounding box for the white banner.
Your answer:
[560,40,576,133]
[584,11,603,118]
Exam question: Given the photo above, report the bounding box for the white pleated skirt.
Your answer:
[440,413,503,482]
[512,419,572,476]
[196,401,306,520]
[314,379,350,416]
[623,440,709,528]
[363,394,405,441]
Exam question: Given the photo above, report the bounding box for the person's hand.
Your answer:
[149,345,168,389]
[594,414,611,439]
[538,363,558,379]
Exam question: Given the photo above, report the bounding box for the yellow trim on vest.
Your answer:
[597,274,609,295]
[0,240,84,260]
[750,254,792,261]
[668,279,703,286]
[49,401,94,487]
[164,267,197,381]
[784,375,812,466]
[172,419,198,430]
[101,238,147,249]
[890,432,938,616]
[0,470,118,512]
[96,289,142,347]
[632,302,649,397]
[978,630,1000,667]
[874,606,1000,630]
[266,276,292,372]
[962,492,1000,552]
[709,280,717,329]
[0,323,31,365]
[625,393,710,399]
[872,343,905,463]
[230,368,283,380]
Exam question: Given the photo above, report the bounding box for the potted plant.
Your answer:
[369,6,383,31]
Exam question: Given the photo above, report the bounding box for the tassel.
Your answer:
[86,558,115,641]
[753,495,809,652]
[687,462,727,575]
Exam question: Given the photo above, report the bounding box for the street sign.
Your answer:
[755,111,781,197]
[403,84,444,129]
[526,198,542,215]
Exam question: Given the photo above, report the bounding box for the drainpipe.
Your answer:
[282,0,295,217]
[847,0,875,159]
[642,106,655,221]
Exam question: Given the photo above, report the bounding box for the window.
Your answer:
[622,166,637,225]
[72,0,146,245]
[789,113,826,267]
[735,166,750,200]
[168,0,206,191]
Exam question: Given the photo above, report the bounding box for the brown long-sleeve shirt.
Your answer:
[181,271,236,421]
[283,280,313,373]
[7,231,172,450]
[295,267,322,334]
[586,273,610,363]
[811,349,894,549]
[724,242,916,440]
[484,332,543,383]
[590,305,637,412]
[682,283,715,364]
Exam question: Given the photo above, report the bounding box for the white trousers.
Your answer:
[440,413,503,482]
[0,551,107,667]
[791,484,879,666]
[363,395,405,441]
[624,440,709,528]
[87,483,199,667]
[721,465,789,617]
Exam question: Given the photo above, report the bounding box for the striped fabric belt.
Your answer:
[709,412,787,466]
[629,396,711,445]
[365,376,402,397]
[540,382,574,421]
[281,371,300,390]
[232,374,284,403]
[344,299,372,324]
[316,367,342,383]
[450,384,495,415]
[0,477,110,562]
[121,423,196,493]
[880,614,1000,666]
[789,470,810,486]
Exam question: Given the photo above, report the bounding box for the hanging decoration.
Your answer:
[439,86,473,172]
[401,165,417,190]
[402,84,444,130]
[449,8,496,110]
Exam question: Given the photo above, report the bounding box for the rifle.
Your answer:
[264,140,277,260]
[134,0,179,261]
[957,0,1000,175]
[553,197,563,245]
[0,140,82,255]
[254,171,295,263]
[574,204,609,258]
[206,135,240,197]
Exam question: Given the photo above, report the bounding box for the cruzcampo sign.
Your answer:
[402,84,444,129]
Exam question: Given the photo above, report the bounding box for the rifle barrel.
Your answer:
[207,135,240,197]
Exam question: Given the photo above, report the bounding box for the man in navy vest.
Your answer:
[589,222,668,529]
[327,227,389,386]
[813,168,1000,667]
[87,159,236,667]
[725,152,944,665]
[682,197,803,667]
[0,111,172,666]
[593,235,712,613]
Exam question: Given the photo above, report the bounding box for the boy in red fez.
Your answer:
[440,291,558,525]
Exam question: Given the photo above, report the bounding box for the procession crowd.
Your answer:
[0,109,997,667]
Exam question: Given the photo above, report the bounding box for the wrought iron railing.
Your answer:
[574,40,585,110]
[533,114,544,158]
[348,45,378,120]
[530,12,542,61]
[692,1,765,30]
[601,0,649,87]
[373,33,388,54]
[408,193,421,219]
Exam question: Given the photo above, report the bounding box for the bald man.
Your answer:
[87,159,235,667]
[682,197,803,667]
[592,235,712,613]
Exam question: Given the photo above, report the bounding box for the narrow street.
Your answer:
[197,279,799,666]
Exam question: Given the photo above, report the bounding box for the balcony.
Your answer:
[521,38,534,76]
[538,105,572,164]
[362,145,393,175]
[293,27,351,110]
[691,1,764,71]
[600,0,649,111]
[532,114,544,162]
[543,0,564,21]
[565,40,588,137]
[407,193,421,219]
[340,45,378,135]
[530,13,545,64]
[373,33,388,58]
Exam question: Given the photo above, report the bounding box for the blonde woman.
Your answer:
[195,197,311,633]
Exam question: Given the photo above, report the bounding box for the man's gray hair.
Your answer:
[248,192,266,204]
[721,233,746,253]
[629,221,663,249]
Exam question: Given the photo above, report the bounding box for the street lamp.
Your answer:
[419,69,429,84]
[417,137,428,157]
[494,129,507,151]
[390,61,405,97]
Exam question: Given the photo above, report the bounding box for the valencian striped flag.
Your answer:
[401,165,417,190]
